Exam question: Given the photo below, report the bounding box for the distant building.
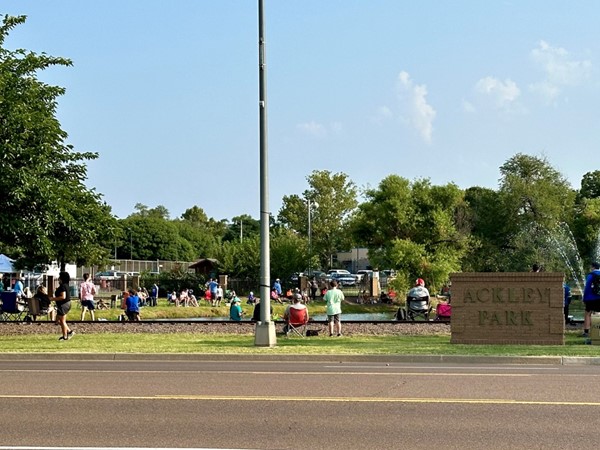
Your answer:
[335,248,370,273]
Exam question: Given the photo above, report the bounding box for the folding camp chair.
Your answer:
[285,307,308,337]
[0,291,26,321]
[397,295,431,321]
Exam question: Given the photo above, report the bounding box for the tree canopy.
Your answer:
[0,15,116,269]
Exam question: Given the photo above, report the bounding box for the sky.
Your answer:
[3,1,599,221]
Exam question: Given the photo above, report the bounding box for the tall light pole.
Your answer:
[254,0,276,347]
[307,199,318,278]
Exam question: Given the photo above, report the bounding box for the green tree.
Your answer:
[462,187,509,272]
[498,153,575,271]
[223,214,260,243]
[278,170,358,269]
[0,15,116,269]
[579,171,600,200]
[119,216,195,261]
[351,175,470,292]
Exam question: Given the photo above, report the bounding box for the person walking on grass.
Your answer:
[582,262,600,342]
[324,279,344,337]
[52,271,74,341]
[79,273,97,321]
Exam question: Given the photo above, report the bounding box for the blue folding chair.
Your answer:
[0,291,26,321]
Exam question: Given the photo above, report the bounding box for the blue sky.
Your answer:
[4,1,599,221]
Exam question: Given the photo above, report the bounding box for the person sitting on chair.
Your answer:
[408,278,429,300]
[33,285,56,321]
[407,278,430,309]
[283,295,309,334]
[229,295,244,321]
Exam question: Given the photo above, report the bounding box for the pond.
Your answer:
[152,312,397,322]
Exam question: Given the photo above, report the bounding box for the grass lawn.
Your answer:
[1,330,599,357]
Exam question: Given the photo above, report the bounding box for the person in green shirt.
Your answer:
[324,279,344,337]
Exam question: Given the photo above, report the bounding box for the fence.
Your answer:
[77,259,195,278]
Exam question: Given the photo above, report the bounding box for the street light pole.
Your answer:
[129,229,133,260]
[254,0,276,347]
[308,199,312,278]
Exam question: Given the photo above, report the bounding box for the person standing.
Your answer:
[582,262,600,341]
[125,289,141,321]
[310,278,318,301]
[79,273,97,321]
[324,279,344,337]
[273,278,282,297]
[52,271,74,341]
[208,278,218,305]
[150,283,159,307]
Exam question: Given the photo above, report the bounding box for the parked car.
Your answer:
[93,270,129,281]
[330,272,356,286]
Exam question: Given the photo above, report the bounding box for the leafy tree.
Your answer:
[579,171,600,201]
[119,216,195,261]
[216,236,260,279]
[462,187,509,272]
[223,214,260,243]
[498,153,575,271]
[278,170,358,269]
[132,203,170,220]
[351,175,470,292]
[270,228,308,283]
[0,15,116,269]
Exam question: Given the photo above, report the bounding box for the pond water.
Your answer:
[153,312,396,322]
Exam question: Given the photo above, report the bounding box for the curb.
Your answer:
[0,352,595,365]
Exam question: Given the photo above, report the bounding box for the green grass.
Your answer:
[2,330,600,357]
[63,298,400,321]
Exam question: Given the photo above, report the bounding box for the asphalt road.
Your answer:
[1,358,599,449]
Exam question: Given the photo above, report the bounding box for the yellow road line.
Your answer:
[0,394,597,406]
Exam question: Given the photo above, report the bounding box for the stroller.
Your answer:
[435,298,451,322]
[396,295,431,321]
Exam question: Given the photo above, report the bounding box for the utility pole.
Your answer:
[254,0,276,347]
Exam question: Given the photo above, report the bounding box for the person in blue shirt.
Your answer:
[150,283,159,307]
[229,295,243,321]
[125,289,141,321]
[13,277,24,297]
[582,262,600,338]
[273,278,282,296]
[207,278,218,302]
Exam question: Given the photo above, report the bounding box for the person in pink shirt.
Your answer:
[79,273,97,321]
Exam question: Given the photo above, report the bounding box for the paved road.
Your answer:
[1,357,599,449]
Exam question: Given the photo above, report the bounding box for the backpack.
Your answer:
[591,273,600,296]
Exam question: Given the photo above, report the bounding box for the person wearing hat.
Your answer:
[229,292,244,321]
[408,278,430,299]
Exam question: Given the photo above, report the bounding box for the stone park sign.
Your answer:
[449,272,564,345]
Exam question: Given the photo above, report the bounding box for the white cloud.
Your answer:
[370,106,393,125]
[296,121,327,138]
[395,71,436,143]
[296,120,343,138]
[463,76,523,114]
[529,40,592,102]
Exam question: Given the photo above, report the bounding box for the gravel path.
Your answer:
[0,321,450,336]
